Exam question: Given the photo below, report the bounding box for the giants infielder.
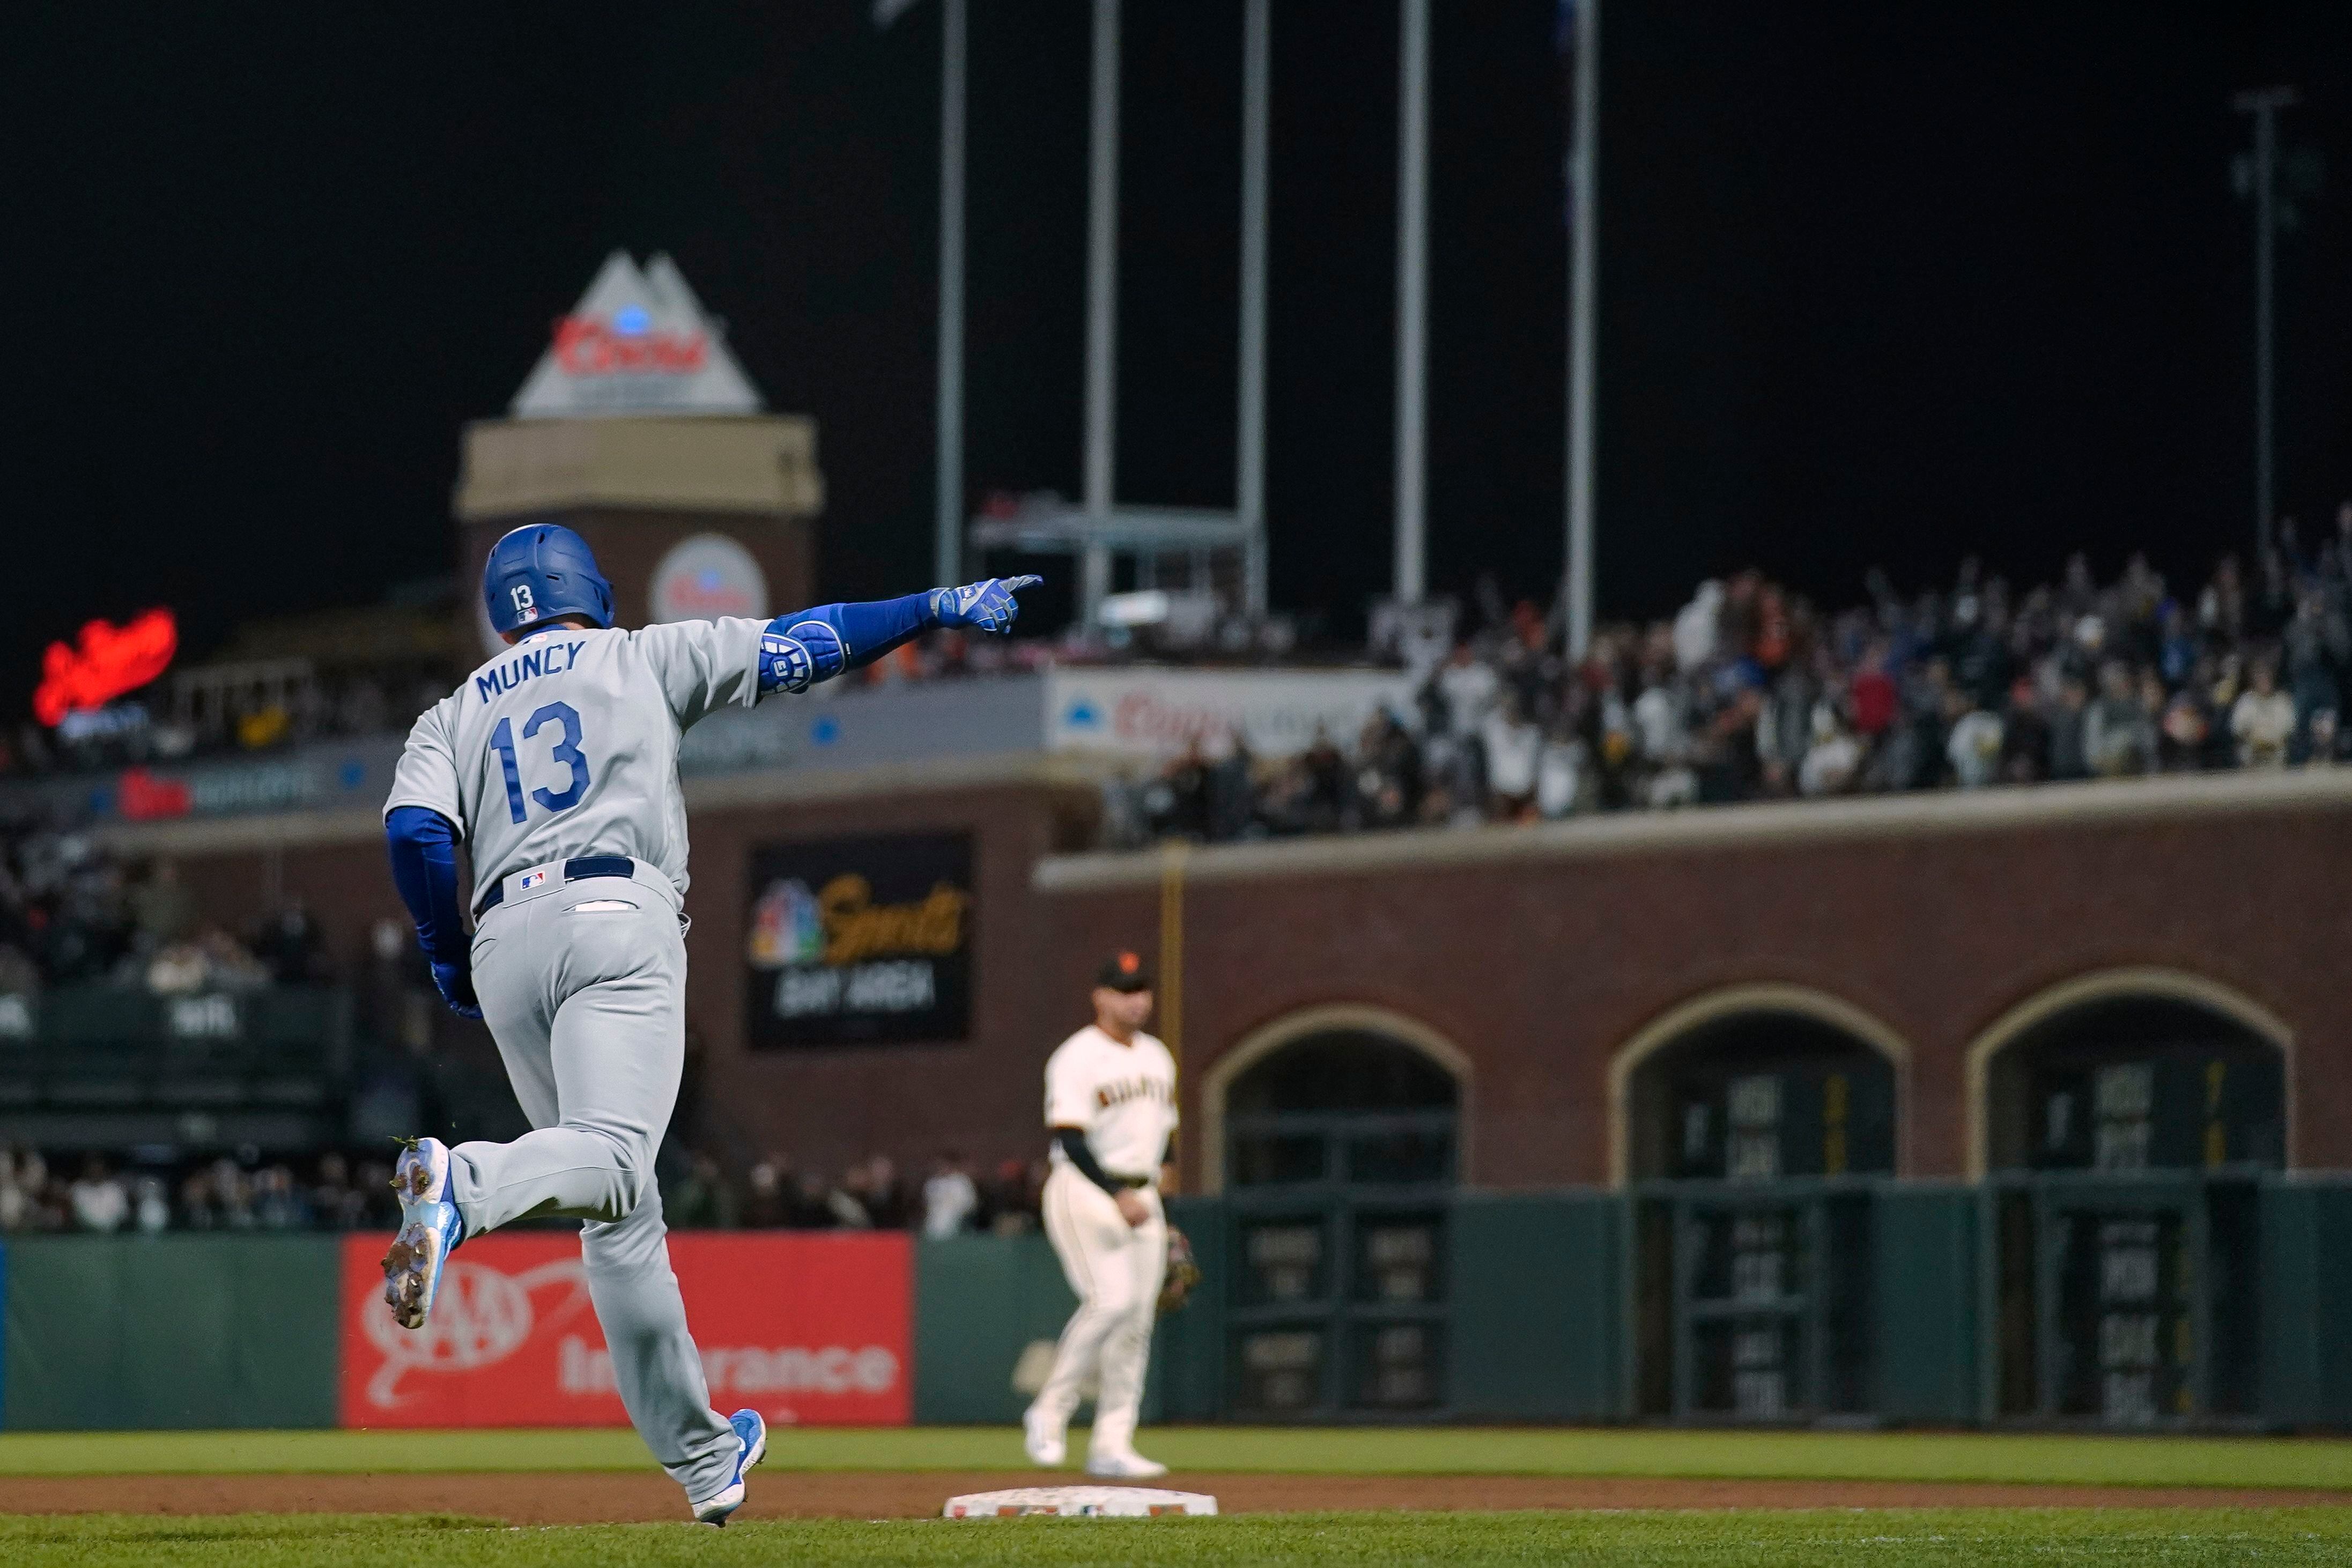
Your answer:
[380,523,1037,1525]
[1024,951,1179,1479]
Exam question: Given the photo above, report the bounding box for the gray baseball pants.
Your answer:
[454,871,736,1504]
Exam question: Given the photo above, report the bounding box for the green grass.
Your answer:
[7,1510,2352,1568]
[3,1427,2351,1491]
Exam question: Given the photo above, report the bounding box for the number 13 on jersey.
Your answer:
[489,701,591,824]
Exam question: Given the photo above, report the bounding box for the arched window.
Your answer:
[1224,1028,1460,1188]
[1972,975,2289,1175]
[1616,990,1905,1185]
[1202,1007,1467,1419]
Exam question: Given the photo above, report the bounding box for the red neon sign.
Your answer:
[551,315,709,376]
[34,608,179,727]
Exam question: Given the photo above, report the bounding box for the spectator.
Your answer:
[2233,662,2296,768]
[134,1175,171,1234]
[1535,723,1585,820]
[252,1164,311,1230]
[2084,661,2155,778]
[127,859,197,952]
[742,1157,791,1229]
[793,1169,836,1229]
[922,1152,980,1239]
[0,1146,39,1230]
[312,1152,369,1230]
[668,1152,739,1230]
[1946,694,2005,789]
[824,1161,875,1229]
[1481,694,1543,823]
[864,1156,909,1229]
[1799,705,1863,797]
[69,1156,129,1232]
[251,899,332,986]
[1433,642,1500,736]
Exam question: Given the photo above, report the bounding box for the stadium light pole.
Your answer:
[936,0,967,587]
[1564,0,1599,659]
[2233,85,2298,563]
[1082,0,1123,625]
[1393,0,1429,607]
[873,0,966,587]
[1238,0,1270,618]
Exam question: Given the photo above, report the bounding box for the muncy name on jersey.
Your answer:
[475,641,588,705]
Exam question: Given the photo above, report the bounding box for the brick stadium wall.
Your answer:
[126,769,2352,1186]
[1031,775,2352,1186]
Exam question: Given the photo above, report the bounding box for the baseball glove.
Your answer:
[1158,1225,1202,1315]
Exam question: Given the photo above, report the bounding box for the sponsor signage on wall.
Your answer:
[744,833,973,1048]
[650,534,770,625]
[1045,668,1421,761]
[337,1233,911,1428]
[509,251,764,419]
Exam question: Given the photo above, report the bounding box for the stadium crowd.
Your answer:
[1120,509,2352,843]
[0,826,332,997]
[0,1143,1039,1239]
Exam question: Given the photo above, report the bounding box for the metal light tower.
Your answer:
[2232,85,2298,562]
[1393,0,1430,606]
[1564,0,1599,658]
[874,0,968,587]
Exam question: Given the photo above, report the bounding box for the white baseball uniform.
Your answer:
[385,617,773,1504]
[1029,1024,1179,1459]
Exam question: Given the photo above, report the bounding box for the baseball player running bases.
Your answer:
[1024,951,1180,1479]
[379,523,1037,1524]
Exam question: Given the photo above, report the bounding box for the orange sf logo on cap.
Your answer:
[1118,952,1140,973]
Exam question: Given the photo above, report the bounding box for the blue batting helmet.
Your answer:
[482,524,615,637]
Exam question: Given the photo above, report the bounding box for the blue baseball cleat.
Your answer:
[381,1137,463,1332]
[691,1409,768,1526]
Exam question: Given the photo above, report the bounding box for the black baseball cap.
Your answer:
[1096,950,1155,992]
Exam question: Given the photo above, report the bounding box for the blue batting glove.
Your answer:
[431,960,483,1019]
[759,618,847,694]
[930,575,1044,635]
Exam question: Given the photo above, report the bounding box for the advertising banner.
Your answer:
[1045,668,1421,761]
[743,833,973,1048]
[338,1232,911,1429]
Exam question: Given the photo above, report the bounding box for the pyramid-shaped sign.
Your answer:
[510,251,764,418]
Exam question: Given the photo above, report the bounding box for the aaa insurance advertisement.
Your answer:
[337,1232,911,1428]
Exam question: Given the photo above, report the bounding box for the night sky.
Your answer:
[5,2,2347,723]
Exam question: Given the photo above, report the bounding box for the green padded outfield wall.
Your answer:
[912,1232,1142,1425]
[1152,1196,1226,1419]
[1448,1191,1629,1420]
[1872,1184,1978,1424]
[2261,1179,2352,1427]
[912,1215,1222,1426]
[1,1235,342,1431]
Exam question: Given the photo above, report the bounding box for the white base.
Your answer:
[944,1486,1218,1519]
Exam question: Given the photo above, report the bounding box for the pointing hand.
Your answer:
[930,576,1045,636]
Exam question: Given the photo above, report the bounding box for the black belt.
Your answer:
[1112,1174,1153,1189]
[476,855,635,916]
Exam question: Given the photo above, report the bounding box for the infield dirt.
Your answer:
[3,1472,2348,1523]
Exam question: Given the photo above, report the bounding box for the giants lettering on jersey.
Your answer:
[1095,1076,1172,1111]
[475,641,587,704]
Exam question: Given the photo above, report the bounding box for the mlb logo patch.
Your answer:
[520,870,549,891]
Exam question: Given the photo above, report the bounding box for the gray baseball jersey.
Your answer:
[385,619,767,896]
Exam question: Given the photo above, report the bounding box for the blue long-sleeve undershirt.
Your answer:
[782,590,937,672]
[385,805,469,968]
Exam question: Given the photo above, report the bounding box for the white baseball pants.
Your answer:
[1032,1164,1166,1456]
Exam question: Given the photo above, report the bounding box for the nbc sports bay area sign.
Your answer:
[744,833,974,1048]
[337,1232,911,1428]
